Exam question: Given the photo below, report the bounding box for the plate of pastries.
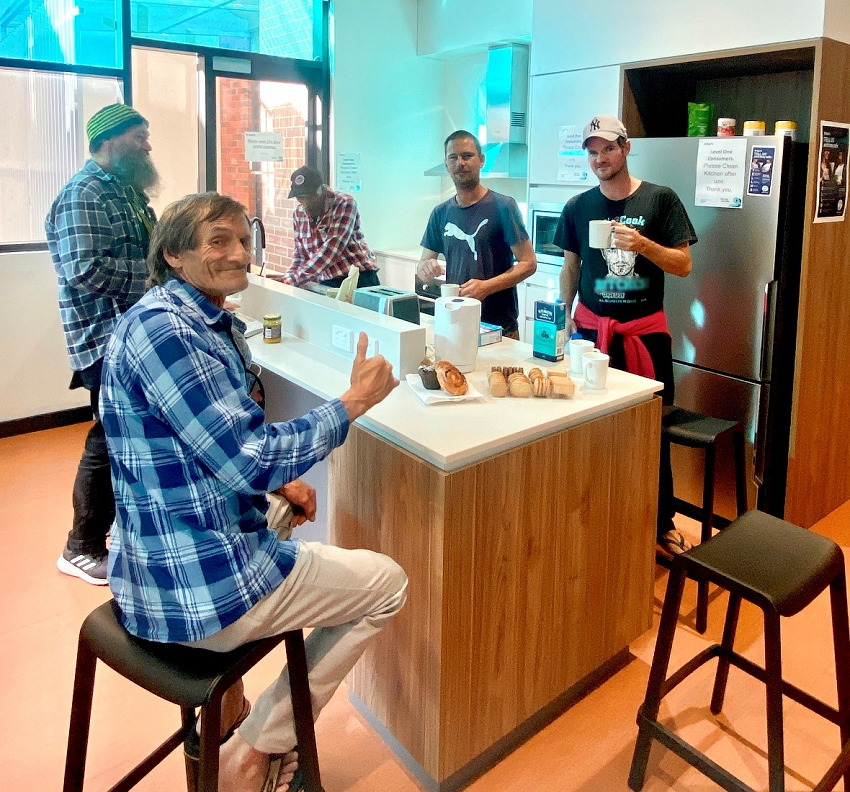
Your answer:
[487,366,575,399]
[406,361,484,404]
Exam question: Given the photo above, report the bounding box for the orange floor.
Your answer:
[2,421,850,791]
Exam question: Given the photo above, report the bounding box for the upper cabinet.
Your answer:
[528,67,621,186]
[531,0,827,75]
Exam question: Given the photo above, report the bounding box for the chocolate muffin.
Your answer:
[418,364,441,390]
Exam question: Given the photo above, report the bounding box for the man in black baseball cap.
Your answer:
[275,165,380,289]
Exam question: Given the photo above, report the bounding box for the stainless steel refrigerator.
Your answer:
[627,135,806,519]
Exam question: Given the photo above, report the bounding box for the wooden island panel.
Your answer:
[329,397,659,788]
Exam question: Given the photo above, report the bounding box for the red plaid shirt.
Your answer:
[282,189,377,286]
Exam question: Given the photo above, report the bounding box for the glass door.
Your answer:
[215,76,310,277]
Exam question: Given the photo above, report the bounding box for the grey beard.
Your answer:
[112,153,162,195]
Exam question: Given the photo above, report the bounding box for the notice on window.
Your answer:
[244,132,283,162]
[695,137,747,208]
[815,121,848,223]
[557,125,589,184]
[336,152,362,193]
[747,146,775,197]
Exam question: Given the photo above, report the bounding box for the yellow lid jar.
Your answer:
[743,120,766,137]
[774,120,797,141]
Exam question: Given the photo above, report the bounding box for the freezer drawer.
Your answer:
[670,363,760,521]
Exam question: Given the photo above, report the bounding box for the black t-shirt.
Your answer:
[421,190,528,331]
[553,181,697,321]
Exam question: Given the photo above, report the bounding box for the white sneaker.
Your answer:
[57,547,109,585]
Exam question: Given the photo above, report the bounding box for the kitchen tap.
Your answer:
[249,217,266,275]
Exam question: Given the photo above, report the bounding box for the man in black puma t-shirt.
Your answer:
[554,115,697,555]
[417,130,536,337]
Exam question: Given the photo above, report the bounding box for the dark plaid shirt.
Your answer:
[283,188,377,286]
[46,160,154,372]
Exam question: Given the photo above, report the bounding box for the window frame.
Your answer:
[0,0,331,252]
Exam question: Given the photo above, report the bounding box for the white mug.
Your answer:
[568,338,593,374]
[440,283,460,298]
[588,220,613,249]
[583,350,610,390]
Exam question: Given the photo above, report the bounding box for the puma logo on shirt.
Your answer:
[443,219,489,260]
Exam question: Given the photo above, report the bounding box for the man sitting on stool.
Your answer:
[99,192,407,791]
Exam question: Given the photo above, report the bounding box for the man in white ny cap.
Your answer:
[553,115,698,556]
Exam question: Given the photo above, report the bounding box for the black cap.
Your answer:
[288,166,324,198]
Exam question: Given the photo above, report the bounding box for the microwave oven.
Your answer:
[530,202,565,267]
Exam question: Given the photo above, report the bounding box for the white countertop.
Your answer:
[249,328,662,473]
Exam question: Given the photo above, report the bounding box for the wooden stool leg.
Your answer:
[829,572,850,791]
[197,693,223,792]
[732,429,747,516]
[629,565,688,790]
[63,636,98,792]
[285,630,323,792]
[763,611,786,792]
[710,593,741,714]
[695,444,717,634]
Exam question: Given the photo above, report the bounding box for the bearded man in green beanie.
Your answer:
[46,103,160,585]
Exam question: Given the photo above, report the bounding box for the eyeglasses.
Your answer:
[245,364,265,410]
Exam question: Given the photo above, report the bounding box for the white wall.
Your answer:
[824,0,850,43]
[0,251,88,422]
[531,0,827,75]
[332,0,444,252]
[417,0,531,56]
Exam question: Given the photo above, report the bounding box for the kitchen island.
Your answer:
[242,278,662,791]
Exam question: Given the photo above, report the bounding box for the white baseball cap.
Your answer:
[582,116,629,148]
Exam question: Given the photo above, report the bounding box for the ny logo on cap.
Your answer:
[294,175,305,185]
[590,118,601,131]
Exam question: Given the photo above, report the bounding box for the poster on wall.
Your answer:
[815,121,848,223]
[557,125,589,184]
[694,137,747,208]
[336,152,362,193]
[244,132,283,162]
[747,146,775,197]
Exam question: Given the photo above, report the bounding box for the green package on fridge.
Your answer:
[687,102,715,137]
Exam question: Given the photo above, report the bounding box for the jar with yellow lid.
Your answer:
[774,120,797,141]
[263,313,282,344]
[743,120,766,137]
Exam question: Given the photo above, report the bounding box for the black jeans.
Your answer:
[68,361,114,556]
[319,269,381,289]
[577,329,675,539]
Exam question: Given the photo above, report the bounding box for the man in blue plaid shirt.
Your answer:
[46,104,159,585]
[100,192,407,791]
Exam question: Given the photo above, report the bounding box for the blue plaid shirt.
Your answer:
[46,160,153,372]
[100,278,350,642]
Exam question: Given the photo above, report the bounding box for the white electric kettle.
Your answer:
[434,296,481,373]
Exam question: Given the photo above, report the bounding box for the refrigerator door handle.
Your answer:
[760,280,778,381]
[754,384,769,487]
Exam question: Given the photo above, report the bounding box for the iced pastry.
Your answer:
[418,365,441,390]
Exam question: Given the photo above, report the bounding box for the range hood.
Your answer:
[425,43,529,180]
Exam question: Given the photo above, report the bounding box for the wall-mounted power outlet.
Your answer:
[331,325,354,353]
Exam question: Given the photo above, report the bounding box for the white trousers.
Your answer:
[184,540,408,753]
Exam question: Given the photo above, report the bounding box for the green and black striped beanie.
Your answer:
[86,104,148,149]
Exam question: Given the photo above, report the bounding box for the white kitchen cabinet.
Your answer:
[518,263,561,343]
[528,68,620,186]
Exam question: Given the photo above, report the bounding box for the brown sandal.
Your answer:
[183,697,251,789]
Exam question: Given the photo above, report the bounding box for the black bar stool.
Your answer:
[62,599,323,791]
[629,510,850,792]
[662,405,748,632]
